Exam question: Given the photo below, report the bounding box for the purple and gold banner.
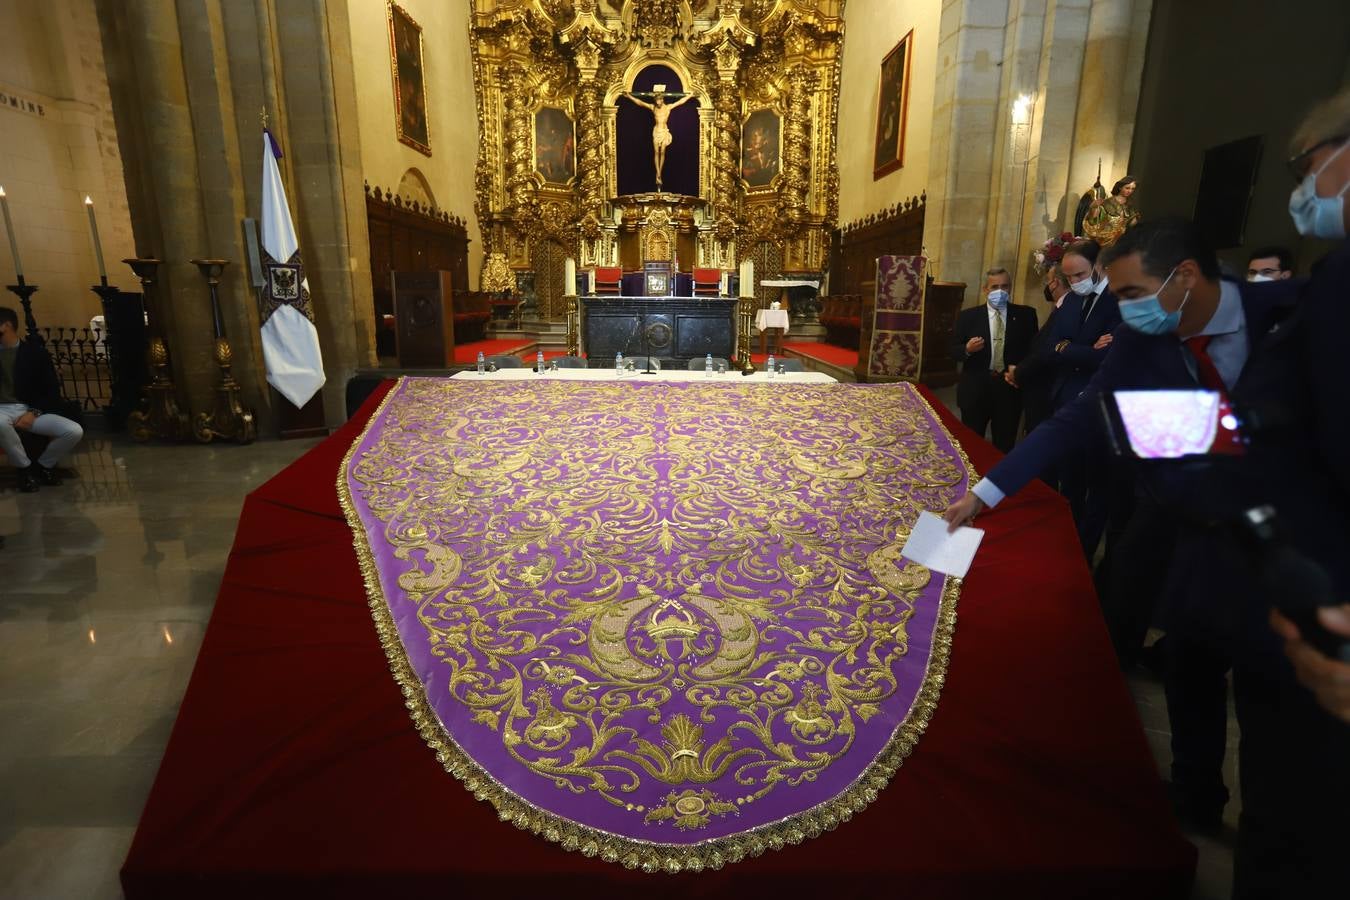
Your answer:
[340,378,970,871]
[868,254,927,380]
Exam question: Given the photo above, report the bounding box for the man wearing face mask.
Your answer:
[1245,246,1294,283]
[1046,240,1122,557]
[948,267,1039,453]
[943,217,1349,897]
[1006,266,1069,437]
[1270,89,1350,734]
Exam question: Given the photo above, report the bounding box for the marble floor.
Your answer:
[0,410,1237,899]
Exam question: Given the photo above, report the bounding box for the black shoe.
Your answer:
[31,464,61,486]
[16,468,39,492]
[1165,780,1226,833]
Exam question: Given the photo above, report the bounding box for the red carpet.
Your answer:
[452,339,534,364]
[120,382,1196,899]
[783,340,859,368]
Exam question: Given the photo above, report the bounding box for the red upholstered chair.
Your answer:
[692,267,722,296]
[593,266,622,295]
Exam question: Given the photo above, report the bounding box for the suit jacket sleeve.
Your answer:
[984,327,1131,497]
[1300,247,1350,497]
[950,308,973,364]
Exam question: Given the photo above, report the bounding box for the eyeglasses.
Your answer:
[1247,266,1283,278]
[1287,135,1348,181]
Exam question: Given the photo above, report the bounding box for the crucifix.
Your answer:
[622,85,693,191]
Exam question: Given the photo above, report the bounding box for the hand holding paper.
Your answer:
[901,510,985,578]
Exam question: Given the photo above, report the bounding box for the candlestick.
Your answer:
[0,186,22,279]
[564,257,577,296]
[85,195,107,283]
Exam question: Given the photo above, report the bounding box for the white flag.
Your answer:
[258,130,325,408]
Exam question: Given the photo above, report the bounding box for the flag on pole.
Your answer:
[258,129,325,408]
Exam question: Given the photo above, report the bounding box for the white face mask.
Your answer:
[1289,140,1350,239]
[1247,273,1274,283]
[1069,274,1097,296]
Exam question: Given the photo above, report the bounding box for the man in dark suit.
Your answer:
[948,267,1038,453]
[943,219,1349,898]
[1051,240,1122,557]
[1005,266,1067,438]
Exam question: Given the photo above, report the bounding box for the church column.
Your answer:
[575,77,608,260]
[782,66,815,232]
[96,0,372,432]
[1066,0,1153,216]
[96,0,258,426]
[923,0,1012,302]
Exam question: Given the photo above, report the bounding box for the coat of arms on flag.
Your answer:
[258,129,325,408]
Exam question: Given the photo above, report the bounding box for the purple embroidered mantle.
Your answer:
[340,378,969,870]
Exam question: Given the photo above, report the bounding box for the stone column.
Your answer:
[923,0,1011,304]
[1067,0,1153,216]
[95,0,373,432]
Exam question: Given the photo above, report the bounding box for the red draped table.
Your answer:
[121,381,1195,899]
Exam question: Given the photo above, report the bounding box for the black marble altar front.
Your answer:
[582,296,736,364]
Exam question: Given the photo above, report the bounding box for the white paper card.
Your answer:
[900,511,985,579]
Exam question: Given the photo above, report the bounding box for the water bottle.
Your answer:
[536,350,545,374]
[615,351,624,375]
[476,351,485,375]
[766,353,776,379]
[705,353,713,378]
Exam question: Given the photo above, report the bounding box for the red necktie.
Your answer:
[1184,336,1227,393]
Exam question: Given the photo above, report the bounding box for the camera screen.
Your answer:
[1113,390,1238,459]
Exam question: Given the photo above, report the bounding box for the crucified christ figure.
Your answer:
[623,89,693,190]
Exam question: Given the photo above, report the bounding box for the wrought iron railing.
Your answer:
[41,326,112,414]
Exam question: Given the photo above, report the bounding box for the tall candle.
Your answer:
[0,186,21,278]
[564,257,576,296]
[85,195,107,281]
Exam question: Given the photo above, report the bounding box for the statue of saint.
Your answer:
[623,88,693,190]
[1082,176,1141,247]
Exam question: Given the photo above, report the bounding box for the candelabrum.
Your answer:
[189,259,256,444]
[5,276,40,338]
[565,294,579,356]
[123,258,190,441]
[737,295,756,375]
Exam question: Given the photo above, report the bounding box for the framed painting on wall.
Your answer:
[873,30,913,179]
[741,108,781,190]
[534,107,576,185]
[389,2,430,156]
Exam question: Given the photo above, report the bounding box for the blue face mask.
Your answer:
[1289,140,1350,239]
[1118,268,1189,335]
[987,289,1009,310]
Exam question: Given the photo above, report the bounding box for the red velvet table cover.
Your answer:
[121,381,1196,899]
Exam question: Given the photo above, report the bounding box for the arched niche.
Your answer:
[396,167,437,208]
[614,63,702,197]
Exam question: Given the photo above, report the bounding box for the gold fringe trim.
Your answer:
[336,378,966,874]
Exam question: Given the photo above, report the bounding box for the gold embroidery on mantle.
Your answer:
[338,380,971,873]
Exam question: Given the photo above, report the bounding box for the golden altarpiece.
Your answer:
[471,0,844,356]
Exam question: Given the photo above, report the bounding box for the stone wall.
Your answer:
[346,0,482,287]
[0,0,137,327]
[921,0,1152,307]
[836,0,941,226]
[1130,0,1350,274]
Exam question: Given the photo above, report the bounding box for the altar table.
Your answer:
[120,379,1196,899]
[754,307,791,355]
[452,366,831,383]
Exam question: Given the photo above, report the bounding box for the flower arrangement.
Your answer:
[1032,231,1080,275]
